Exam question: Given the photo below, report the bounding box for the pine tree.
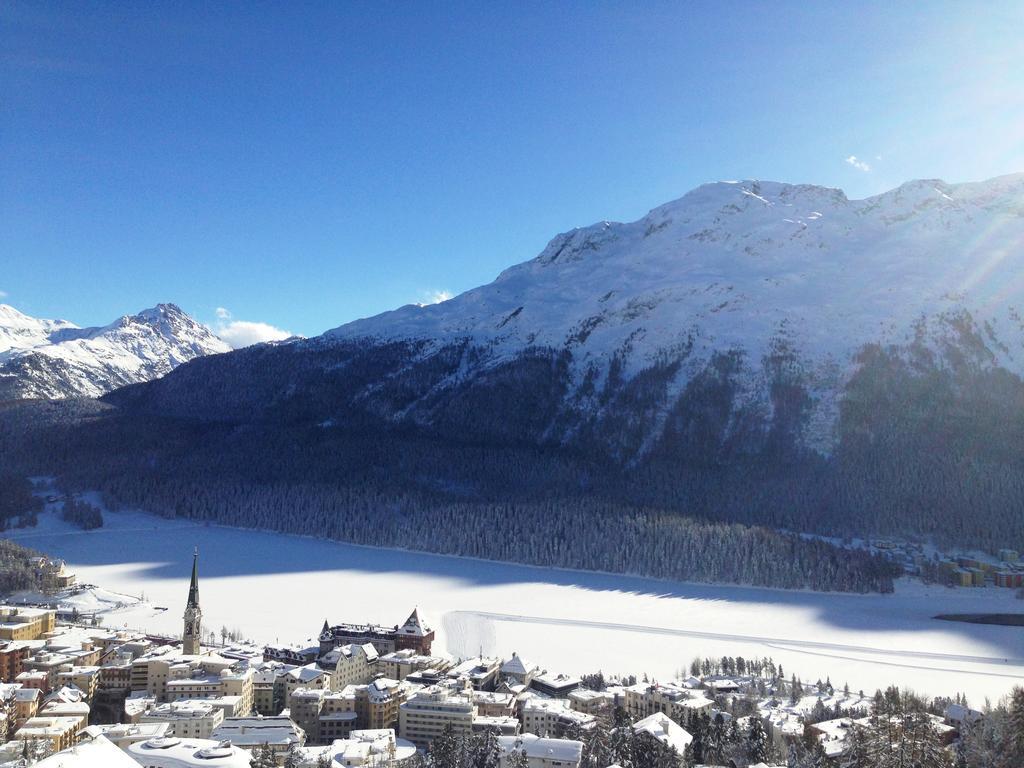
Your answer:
[469,728,501,768]
[746,716,770,764]
[429,723,462,768]
[1010,686,1024,763]
[250,743,277,768]
[283,742,303,768]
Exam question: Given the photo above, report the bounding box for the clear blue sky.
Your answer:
[3,1,1023,341]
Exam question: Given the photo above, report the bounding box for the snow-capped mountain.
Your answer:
[109,173,1024,461]
[322,172,1024,452]
[0,303,230,400]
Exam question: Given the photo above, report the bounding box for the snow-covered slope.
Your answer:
[323,173,1024,451]
[104,173,1024,463]
[0,303,230,399]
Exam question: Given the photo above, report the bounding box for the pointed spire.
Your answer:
[187,547,200,609]
[401,607,427,636]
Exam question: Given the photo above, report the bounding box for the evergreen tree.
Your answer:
[469,728,501,768]
[250,743,277,768]
[282,742,303,768]
[1009,685,1024,763]
[428,723,462,768]
[746,717,770,764]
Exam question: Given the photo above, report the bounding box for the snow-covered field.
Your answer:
[4,507,1023,705]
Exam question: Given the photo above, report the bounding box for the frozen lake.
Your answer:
[4,507,1023,705]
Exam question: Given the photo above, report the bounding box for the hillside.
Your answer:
[105,174,1024,467]
[4,174,1024,586]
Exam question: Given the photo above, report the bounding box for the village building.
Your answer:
[0,607,56,642]
[398,686,475,749]
[141,700,225,739]
[632,712,692,765]
[496,733,584,768]
[210,714,305,759]
[126,735,253,767]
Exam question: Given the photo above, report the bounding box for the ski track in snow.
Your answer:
[448,611,1024,679]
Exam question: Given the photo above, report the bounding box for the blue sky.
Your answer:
[3,1,1023,343]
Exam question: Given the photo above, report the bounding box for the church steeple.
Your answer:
[187,548,200,609]
[182,548,202,655]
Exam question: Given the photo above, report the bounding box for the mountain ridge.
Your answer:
[0,302,230,400]
[237,171,1024,456]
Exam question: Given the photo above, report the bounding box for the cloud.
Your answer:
[845,155,872,172]
[419,289,453,306]
[0,290,7,299]
[213,308,293,349]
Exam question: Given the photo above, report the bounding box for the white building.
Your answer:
[496,733,584,768]
[141,700,225,739]
[211,714,306,759]
[35,734,138,768]
[499,653,539,687]
[632,713,692,763]
[398,687,475,748]
[81,721,170,749]
[323,643,379,689]
[298,729,418,767]
[520,698,595,738]
[127,736,252,768]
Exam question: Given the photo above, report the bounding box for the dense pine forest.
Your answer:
[1,400,897,593]
[92,331,1024,555]
[4,324,1019,595]
[0,538,48,594]
[369,681,1024,768]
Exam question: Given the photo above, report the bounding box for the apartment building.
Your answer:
[622,682,713,722]
[140,700,225,739]
[211,715,305,761]
[323,642,378,688]
[473,690,516,719]
[530,674,581,698]
[55,666,99,701]
[318,689,358,743]
[165,667,254,716]
[355,677,411,731]
[14,715,81,752]
[38,700,90,731]
[0,607,55,642]
[633,712,693,764]
[446,656,501,691]
[378,648,450,681]
[81,721,171,749]
[0,643,31,682]
[282,664,331,702]
[567,689,614,718]
[289,687,327,743]
[399,686,475,749]
[520,698,595,738]
[496,734,584,768]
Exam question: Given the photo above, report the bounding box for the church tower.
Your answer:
[182,548,202,655]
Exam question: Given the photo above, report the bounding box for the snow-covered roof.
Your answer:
[127,737,252,767]
[500,653,534,677]
[497,733,584,762]
[287,664,328,682]
[35,735,138,767]
[399,608,430,637]
[211,715,305,746]
[633,712,693,753]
